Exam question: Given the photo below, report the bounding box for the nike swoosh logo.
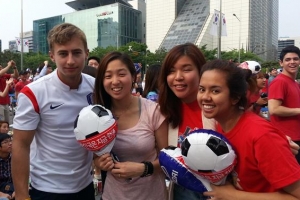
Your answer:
[50,103,64,109]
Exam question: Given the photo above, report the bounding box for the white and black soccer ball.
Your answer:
[239,61,261,75]
[74,105,117,156]
[181,129,237,185]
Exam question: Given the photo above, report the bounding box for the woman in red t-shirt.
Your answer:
[198,59,300,200]
[246,71,268,116]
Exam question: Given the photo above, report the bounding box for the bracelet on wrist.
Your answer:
[140,161,154,177]
[253,102,261,110]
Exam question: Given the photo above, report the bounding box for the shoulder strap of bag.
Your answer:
[168,111,216,146]
[168,123,178,147]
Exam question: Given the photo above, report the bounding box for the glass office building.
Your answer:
[278,37,300,59]
[33,2,142,54]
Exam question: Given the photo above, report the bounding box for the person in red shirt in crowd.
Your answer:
[15,70,31,99]
[268,45,300,164]
[246,71,268,116]
[0,61,18,122]
[238,61,268,116]
[261,73,269,93]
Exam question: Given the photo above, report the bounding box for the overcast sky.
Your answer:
[0,0,299,50]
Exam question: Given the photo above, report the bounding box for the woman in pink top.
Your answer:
[94,52,168,200]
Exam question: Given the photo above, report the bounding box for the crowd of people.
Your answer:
[0,22,299,200]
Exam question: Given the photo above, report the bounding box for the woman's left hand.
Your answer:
[203,182,238,200]
[111,161,145,179]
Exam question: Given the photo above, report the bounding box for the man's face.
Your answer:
[0,138,12,154]
[280,53,300,76]
[20,74,27,81]
[270,69,278,76]
[49,36,88,83]
[88,59,99,69]
[46,66,53,74]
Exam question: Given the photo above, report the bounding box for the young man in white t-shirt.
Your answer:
[12,23,97,200]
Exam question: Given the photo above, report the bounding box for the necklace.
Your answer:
[111,97,133,120]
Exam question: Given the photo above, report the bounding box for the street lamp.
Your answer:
[233,13,241,63]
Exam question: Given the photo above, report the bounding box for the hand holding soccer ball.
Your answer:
[159,129,237,192]
[181,129,237,185]
[159,146,211,193]
[74,105,117,156]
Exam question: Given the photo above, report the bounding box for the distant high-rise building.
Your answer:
[20,31,34,52]
[127,0,146,43]
[146,0,278,61]
[278,37,300,59]
[33,0,144,54]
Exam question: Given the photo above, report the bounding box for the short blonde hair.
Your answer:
[47,23,87,52]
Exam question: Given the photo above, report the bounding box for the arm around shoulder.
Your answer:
[284,179,300,199]
[203,182,299,200]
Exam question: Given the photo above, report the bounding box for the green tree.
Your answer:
[0,50,21,70]
[24,52,51,70]
[221,49,263,63]
[199,45,217,61]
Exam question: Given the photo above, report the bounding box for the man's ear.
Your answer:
[279,60,283,67]
[49,51,55,62]
[86,49,90,60]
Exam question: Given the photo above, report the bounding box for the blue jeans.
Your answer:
[29,182,95,200]
[173,184,208,200]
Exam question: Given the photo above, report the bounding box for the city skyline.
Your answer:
[0,0,299,50]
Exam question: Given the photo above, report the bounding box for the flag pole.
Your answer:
[217,0,222,59]
[21,0,24,70]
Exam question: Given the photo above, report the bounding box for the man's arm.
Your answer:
[268,99,300,117]
[0,78,13,98]
[0,61,13,76]
[12,129,35,200]
[33,61,48,81]
[11,61,19,78]
[203,182,299,200]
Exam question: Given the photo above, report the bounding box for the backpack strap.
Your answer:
[168,123,178,147]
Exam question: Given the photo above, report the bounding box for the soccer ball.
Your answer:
[239,61,261,74]
[181,129,237,184]
[74,105,117,156]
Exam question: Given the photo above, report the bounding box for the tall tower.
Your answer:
[146,0,279,61]
[146,0,185,52]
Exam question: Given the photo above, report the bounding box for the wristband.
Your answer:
[140,161,154,177]
[25,198,31,200]
[253,102,261,111]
